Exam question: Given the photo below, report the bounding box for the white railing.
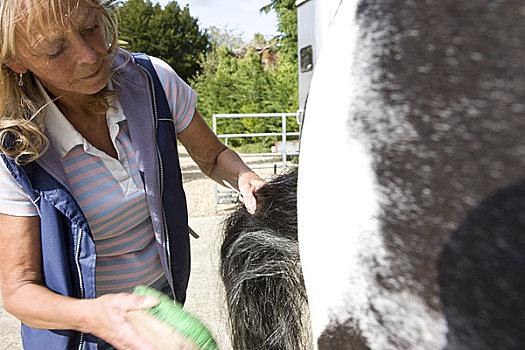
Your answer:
[213,113,300,205]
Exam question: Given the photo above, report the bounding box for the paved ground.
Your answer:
[0,290,20,350]
[184,216,232,350]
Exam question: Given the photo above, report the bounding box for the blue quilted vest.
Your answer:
[0,51,190,350]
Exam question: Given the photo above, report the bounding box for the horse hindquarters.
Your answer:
[298,0,525,349]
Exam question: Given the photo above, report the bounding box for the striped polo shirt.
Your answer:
[0,56,197,295]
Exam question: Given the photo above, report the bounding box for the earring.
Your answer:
[16,72,24,87]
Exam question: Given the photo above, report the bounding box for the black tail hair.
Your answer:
[220,170,311,350]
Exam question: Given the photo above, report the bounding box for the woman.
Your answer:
[0,0,265,349]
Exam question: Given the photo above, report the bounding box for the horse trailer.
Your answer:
[296,0,343,121]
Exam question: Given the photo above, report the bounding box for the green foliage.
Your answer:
[207,26,246,52]
[117,0,210,81]
[189,36,298,147]
[117,0,299,149]
[261,0,298,64]
[192,46,297,116]
[189,0,299,148]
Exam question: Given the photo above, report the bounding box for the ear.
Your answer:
[5,60,28,75]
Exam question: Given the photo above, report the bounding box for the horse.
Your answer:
[221,0,525,349]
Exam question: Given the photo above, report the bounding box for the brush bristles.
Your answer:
[133,286,218,350]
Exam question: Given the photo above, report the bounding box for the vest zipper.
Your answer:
[137,64,175,294]
[79,62,171,349]
[75,228,85,350]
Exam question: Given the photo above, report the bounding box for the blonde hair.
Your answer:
[0,0,118,164]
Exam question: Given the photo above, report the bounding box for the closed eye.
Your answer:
[47,46,66,59]
[83,24,99,33]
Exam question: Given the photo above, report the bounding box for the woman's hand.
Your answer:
[81,293,160,350]
[178,109,267,215]
[0,214,159,350]
[238,171,266,214]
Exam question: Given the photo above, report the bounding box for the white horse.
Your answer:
[298,0,525,349]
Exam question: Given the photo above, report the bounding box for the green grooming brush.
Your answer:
[127,286,218,350]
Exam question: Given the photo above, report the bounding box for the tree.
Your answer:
[261,0,297,64]
[189,30,298,148]
[117,0,210,81]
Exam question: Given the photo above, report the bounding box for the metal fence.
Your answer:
[213,113,300,205]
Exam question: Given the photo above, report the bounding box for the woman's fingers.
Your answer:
[84,293,161,350]
[238,171,266,214]
[120,293,160,311]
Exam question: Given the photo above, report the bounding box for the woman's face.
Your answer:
[8,0,110,98]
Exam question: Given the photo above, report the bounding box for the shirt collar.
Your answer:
[36,79,125,158]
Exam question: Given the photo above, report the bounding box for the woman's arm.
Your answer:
[0,214,159,350]
[177,109,266,213]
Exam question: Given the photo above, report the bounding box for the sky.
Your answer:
[153,0,279,41]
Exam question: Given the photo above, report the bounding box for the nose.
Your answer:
[72,34,98,65]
